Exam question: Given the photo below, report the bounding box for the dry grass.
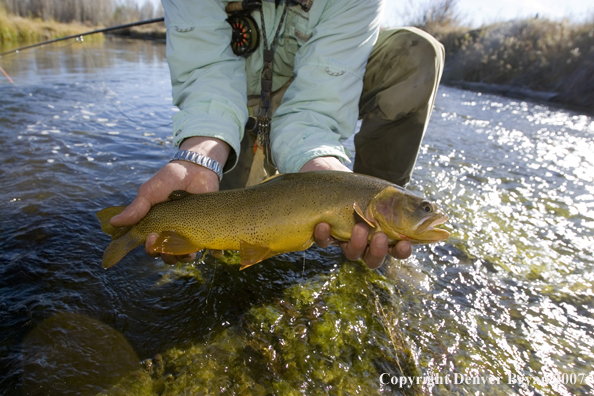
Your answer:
[0,6,103,44]
[116,22,166,41]
[426,17,594,110]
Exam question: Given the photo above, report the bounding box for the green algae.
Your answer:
[99,262,423,395]
[153,262,206,287]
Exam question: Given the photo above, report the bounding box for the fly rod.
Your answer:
[0,17,165,57]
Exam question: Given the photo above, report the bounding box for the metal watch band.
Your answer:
[170,150,223,182]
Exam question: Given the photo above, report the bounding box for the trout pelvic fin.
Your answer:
[239,240,271,270]
[353,202,375,228]
[151,231,200,256]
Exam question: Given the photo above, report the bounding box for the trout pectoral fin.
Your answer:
[239,240,271,270]
[353,202,375,228]
[151,231,199,256]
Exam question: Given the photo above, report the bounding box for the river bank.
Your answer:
[0,7,103,44]
[443,80,594,116]
[111,21,166,41]
[429,17,594,112]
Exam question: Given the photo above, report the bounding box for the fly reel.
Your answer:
[227,13,260,57]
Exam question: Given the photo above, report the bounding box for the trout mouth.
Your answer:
[414,214,449,234]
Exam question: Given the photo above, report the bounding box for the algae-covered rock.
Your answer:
[100,262,423,395]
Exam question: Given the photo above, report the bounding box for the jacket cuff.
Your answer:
[274,135,351,173]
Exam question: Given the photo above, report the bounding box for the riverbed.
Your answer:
[0,38,593,395]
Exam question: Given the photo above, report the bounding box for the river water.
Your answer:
[0,39,593,395]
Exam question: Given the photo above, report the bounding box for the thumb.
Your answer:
[109,195,153,227]
[109,164,182,227]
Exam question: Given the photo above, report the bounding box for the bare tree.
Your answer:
[112,0,141,24]
[0,0,115,25]
[404,0,463,31]
[140,1,154,20]
[155,1,164,18]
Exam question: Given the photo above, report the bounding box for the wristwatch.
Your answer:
[170,150,223,182]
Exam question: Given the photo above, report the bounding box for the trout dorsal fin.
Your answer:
[259,173,283,184]
[353,202,375,228]
[239,240,271,270]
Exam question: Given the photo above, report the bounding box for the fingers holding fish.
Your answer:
[110,136,228,228]
[324,222,413,269]
[362,232,390,269]
[339,223,382,265]
[389,240,413,260]
[313,222,339,248]
[111,161,220,228]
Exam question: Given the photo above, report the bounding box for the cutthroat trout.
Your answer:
[97,171,449,269]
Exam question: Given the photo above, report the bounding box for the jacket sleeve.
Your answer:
[270,0,383,173]
[163,0,248,171]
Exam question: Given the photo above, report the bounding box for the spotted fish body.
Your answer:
[97,171,449,269]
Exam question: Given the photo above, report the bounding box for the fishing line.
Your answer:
[0,38,78,83]
[79,37,173,130]
[302,251,306,278]
[0,65,13,84]
[203,252,218,311]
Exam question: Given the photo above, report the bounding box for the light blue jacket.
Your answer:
[163,0,382,173]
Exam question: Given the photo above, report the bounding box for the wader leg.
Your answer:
[355,27,444,187]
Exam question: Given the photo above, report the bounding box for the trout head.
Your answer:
[367,187,449,243]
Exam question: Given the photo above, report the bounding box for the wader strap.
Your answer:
[291,0,313,12]
[256,2,289,159]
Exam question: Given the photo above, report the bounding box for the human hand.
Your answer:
[110,136,230,264]
[300,156,413,269]
[314,222,413,269]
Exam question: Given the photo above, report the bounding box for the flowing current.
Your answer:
[0,39,592,395]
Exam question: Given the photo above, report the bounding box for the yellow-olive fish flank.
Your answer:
[96,171,449,270]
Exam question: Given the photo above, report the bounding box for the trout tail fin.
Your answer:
[96,206,144,269]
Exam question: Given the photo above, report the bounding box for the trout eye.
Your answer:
[421,201,433,212]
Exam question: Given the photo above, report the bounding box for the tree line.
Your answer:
[0,0,163,26]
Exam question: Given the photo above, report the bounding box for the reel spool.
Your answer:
[227,13,260,57]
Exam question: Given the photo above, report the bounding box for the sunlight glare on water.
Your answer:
[405,89,594,395]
